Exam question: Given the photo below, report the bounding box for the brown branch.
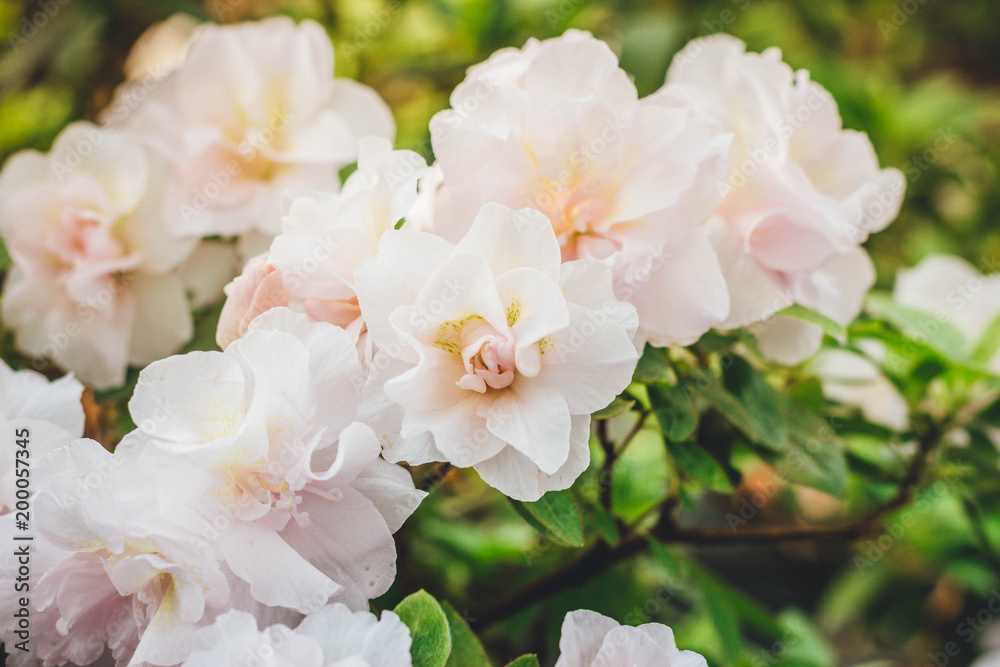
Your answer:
[471,420,944,630]
[419,462,453,492]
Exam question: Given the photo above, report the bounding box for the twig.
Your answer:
[472,419,944,630]
[419,463,453,492]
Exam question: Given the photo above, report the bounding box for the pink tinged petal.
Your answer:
[279,486,397,610]
[307,421,381,483]
[246,308,366,436]
[590,626,673,666]
[409,253,508,342]
[532,303,637,415]
[51,123,150,215]
[221,522,342,614]
[329,78,397,143]
[129,350,248,444]
[384,348,469,412]
[794,247,875,325]
[525,31,638,110]
[127,272,194,367]
[554,609,622,667]
[2,364,85,436]
[754,315,824,365]
[298,604,414,667]
[495,267,569,349]
[217,256,289,350]
[622,225,729,347]
[743,207,840,273]
[455,203,562,281]
[350,460,426,534]
[558,259,639,341]
[354,230,455,350]
[177,240,242,310]
[403,396,507,468]
[428,111,506,185]
[474,413,590,501]
[482,382,571,475]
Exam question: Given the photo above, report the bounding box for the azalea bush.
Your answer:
[2,1,1000,666]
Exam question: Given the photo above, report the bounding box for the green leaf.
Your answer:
[777,303,848,339]
[667,438,733,493]
[865,292,970,359]
[593,503,620,545]
[394,590,452,667]
[592,395,636,420]
[633,344,674,383]
[721,357,787,450]
[648,384,698,442]
[442,601,492,667]
[504,657,540,667]
[972,309,1000,365]
[777,400,849,497]
[510,489,585,547]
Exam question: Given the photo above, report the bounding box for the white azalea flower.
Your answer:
[0,122,199,389]
[422,29,732,347]
[355,203,639,501]
[0,361,84,514]
[14,439,230,667]
[555,610,707,666]
[123,16,395,250]
[893,254,1000,371]
[661,34,905,364]
[182,605,412,667]
[128,308,425,613]
[216,137,428,359]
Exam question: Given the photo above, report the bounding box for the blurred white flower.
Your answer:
[555,609,707,666]
[8,439,230,667]
[662,34,905,364]
[217,137,428,359]
[0,122,200,389]
[356,203,638,501]
[0,361,84,514]
[811,344,909,430]
[893,254,1000,371]
[123,16,395,252]
[128,308,424,613]
[422,30,732,347]
[182,605,412,667]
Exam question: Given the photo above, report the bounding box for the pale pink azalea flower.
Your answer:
[216,137,428,358]
[182,604,412,667]
[555,610,707,666]
[123,16,395,253]
[421,30,732,347]
[129,308,425,613]
[661,34,905,364]
[893,254,1000,371]
[0,122,201,389]
[355,203,639,501]
[0,361,84,514]
[5,439,230,667]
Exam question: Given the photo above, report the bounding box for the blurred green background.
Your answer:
[3,0,1000,665]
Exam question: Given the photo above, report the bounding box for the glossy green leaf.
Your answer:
[504,656,540,667]
[442,601,492,667]
[633,344,674,383]
[777,303,848,339]
[667,438,733,493]
[510,489,585,547]
[394,590,452,667]
[648,383,698,442]
[593,395,636,420]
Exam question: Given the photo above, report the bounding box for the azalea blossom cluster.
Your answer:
[0,13,906,667]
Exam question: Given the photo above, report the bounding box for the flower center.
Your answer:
[456,319,517,393]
